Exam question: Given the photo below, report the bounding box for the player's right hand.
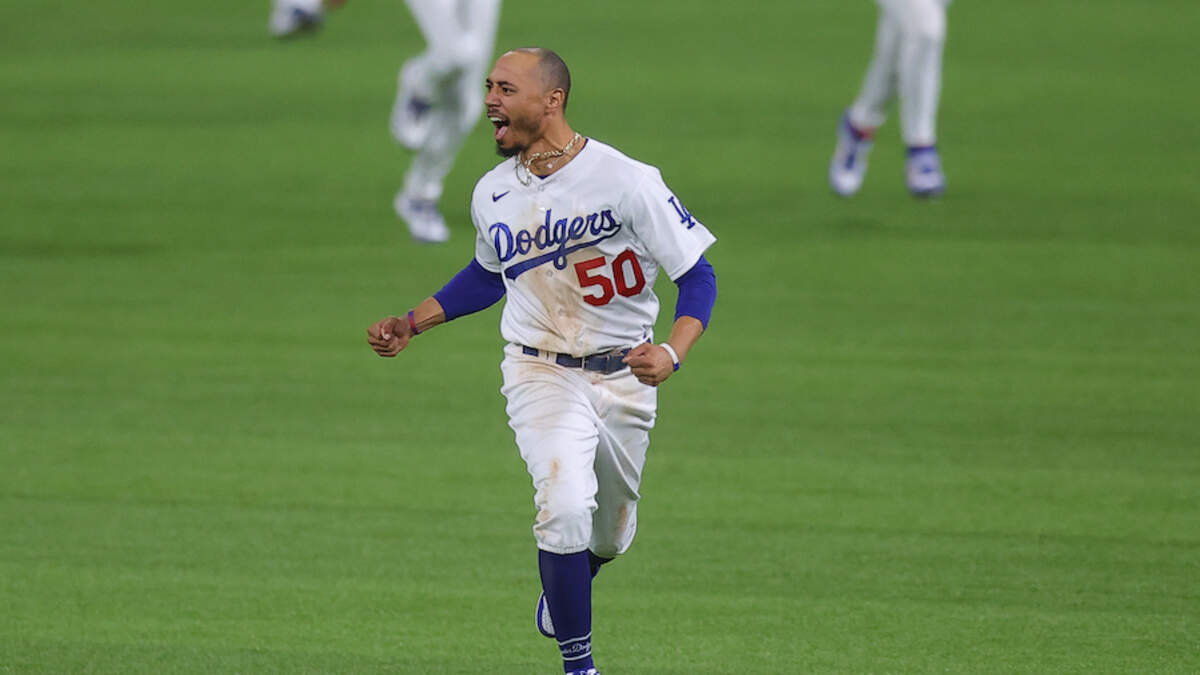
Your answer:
[366,316,412,357]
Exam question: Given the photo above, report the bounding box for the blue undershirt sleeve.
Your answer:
[433,259,507,322]
[673,255,716,328]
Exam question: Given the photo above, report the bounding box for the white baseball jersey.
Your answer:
[470,138,716,356]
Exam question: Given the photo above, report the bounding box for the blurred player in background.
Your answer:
[269,0,502,243]
[830,0,950,198]
[368,48,717,675]
[388,0,501,243]
[268,0,345,37]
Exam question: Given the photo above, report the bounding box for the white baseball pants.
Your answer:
[848,0,949,147]
[500,344,657,558]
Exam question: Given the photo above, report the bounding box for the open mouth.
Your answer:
[488,114,510,141]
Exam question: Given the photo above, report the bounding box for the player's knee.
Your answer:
[539,495,595,529]
[590,501,638,559]
[905,4,946,44]
[532,494,596,552]
[454,39,489,70]
[427,40,484,78]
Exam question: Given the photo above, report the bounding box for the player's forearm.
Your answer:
[409,296,447,334]
[663,316,704,365]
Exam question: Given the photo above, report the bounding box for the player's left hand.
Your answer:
[623,343,675,387]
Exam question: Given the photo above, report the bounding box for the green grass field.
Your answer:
[3,1,1198,672]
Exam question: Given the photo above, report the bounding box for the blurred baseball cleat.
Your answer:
[829,113,874,197]
[394,192,450,244]
[268,0,323,38]
[566,670,599,675]
[390,62,435,150]
[535,592,555,638]
[905,145,946,198]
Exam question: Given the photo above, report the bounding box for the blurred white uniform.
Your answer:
[391,0,502,243]
[268,0,325,36]
[269,0,501,242]
[849,0,949,147]
[830,0,949,197]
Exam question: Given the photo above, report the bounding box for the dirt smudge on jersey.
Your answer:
[520,252,588,354]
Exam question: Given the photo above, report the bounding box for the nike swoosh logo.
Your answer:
[492,191,510,202]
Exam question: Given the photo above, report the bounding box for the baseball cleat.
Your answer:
[829,113,874,197]
[535,591,555,638]
[905,146,946,198]
[394,192,450,244]
[390,63,435,150]
[566,669,600,675]
[268,1,323,38]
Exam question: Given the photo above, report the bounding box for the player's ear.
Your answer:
[545,88,565,114]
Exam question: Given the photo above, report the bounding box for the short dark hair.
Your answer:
[514,47,571,111]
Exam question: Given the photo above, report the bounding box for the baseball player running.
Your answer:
[367,47,718,675]
[830,0,950,197]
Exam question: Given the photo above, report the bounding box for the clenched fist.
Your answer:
[366,316,413,357]
[623,343,676,387]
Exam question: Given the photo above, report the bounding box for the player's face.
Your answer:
[485,52,552,158]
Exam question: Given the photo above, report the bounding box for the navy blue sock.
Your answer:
[587,551,612,578]
[906,144,937,158]
[538,550,595,673]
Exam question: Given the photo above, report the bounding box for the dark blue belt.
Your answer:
[521,345,631,374]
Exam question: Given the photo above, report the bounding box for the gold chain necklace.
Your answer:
[515,133,583,186]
